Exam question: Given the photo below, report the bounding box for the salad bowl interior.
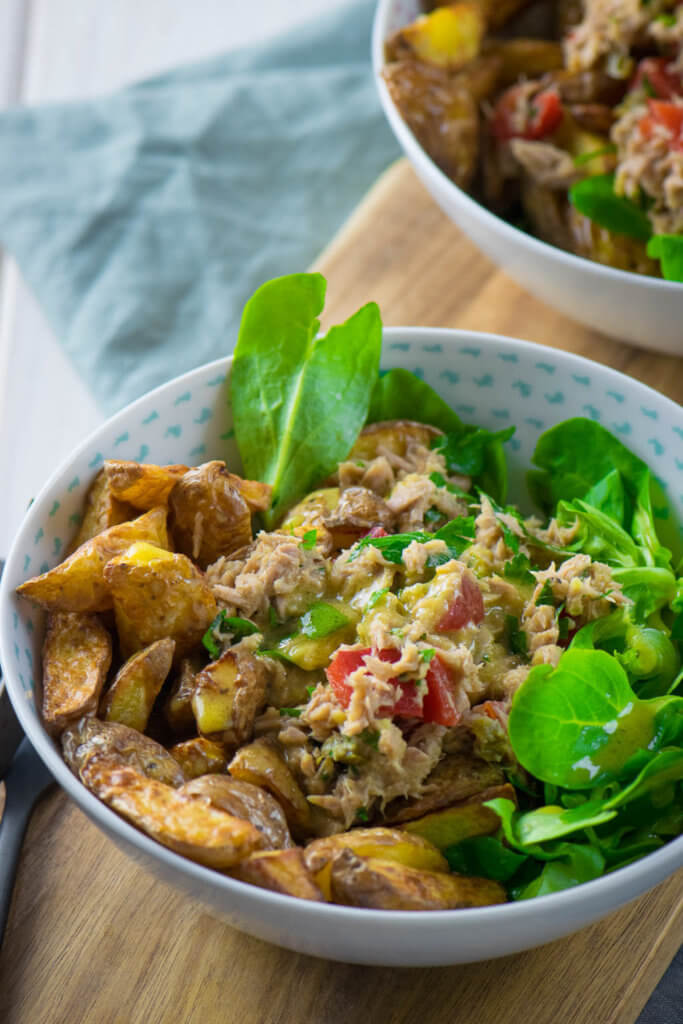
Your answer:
[372,0,683,356]
[1,326,681,966]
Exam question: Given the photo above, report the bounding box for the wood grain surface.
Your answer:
[1,158,681,1024]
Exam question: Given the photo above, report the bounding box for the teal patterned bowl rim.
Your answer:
[0,327,681,960]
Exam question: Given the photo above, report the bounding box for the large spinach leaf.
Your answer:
[231,273,381,527]
[367,368,462,433]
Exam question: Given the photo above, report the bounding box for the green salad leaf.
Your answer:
[571,609,680,697]
[444,836,528,882]
[231,273,381,527]
[368,368,462,433]
[508,648,683,788]
[350,515,475,565]
[568,174,652,242]
[647,234,683,283]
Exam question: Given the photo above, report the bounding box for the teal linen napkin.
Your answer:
[0,1,399,413]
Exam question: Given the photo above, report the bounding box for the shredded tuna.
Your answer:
[613,98,683,235]
[331,543,398,609]
[207,531,327,620]
[532,553,629,619]
[533,515,581,548]
[564,0,664,73]
[401,538,449,575]
[472,495,527,572]
[510,140,580,188]
[338,455,395,496]
[522,603,560,654]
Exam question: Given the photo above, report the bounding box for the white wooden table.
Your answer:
[0,0,336,554]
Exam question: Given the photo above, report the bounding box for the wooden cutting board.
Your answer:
[0,159,681,1024]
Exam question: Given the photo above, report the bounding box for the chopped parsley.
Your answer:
[201,610,259,658]
[535,580,555,606]
[301,529,318,550]
[504,552,535,584]
[419,648,436,664]
[279,707,303,718]
[359,728,380,749]
[366,587,390,611]
[268,605,281,628]
[423,506,442,527]
[506,615,529,659]
[355,806,370,823]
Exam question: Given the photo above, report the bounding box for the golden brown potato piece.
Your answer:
[78,759,264,869]
[453,54,501,102]
[481,39,563,86]
[281,487,340,539]
[384,61,479,190]
[330,850,507,909]
[103,541,218,659]
[423,0,533,31]
[17,507,169,614]
[62,716,186,788]
[567,104,613,136]
[69,470,135,550]
[401,783,516,849]
[41,613,112,735]
[104,460,188,510]
[168,461,272,569]
[567,207,660,275]
[548,69,626,106]
[232,849,323,901]
[304,827,448,900]
[170,738,228,779]
[520,178,572,251]
[386,4,485,69]
[323,487,395,549]
[164,655,203,734]
[349,420,442,465]
[182,775,293,850]
[192,648,267,746]
[383,754,505,823]
[101,638,175,732]
[229,738,311,836]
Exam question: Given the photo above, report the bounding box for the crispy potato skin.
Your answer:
[401,783,517,849]
[323,487,395,548]
[304,827,448,900]
[232,849,324,901]
[42,613,112,735]
[330,850,507,910]
[386,4,485,70]
[79,759,264,869]
[103,542,218,659]
[383,754,505,823]
[192,648,268,747]
[169,461,272,568]
[384,61,479,190]
[101,637,175,732]
[62,716,186,788]
[482,39,563,86]
[69,470,135,550]
[349,420,442,464]
[170,739,228,779]
[229,738,312,836]
[164,655,202,734]
[181,775,293,850]
[17,507,169,614]
[105,460,188,510]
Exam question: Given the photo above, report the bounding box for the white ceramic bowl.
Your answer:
[372,0,683,356]
[1,328,681,966]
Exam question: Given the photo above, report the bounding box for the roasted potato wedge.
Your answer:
[567,207,660,275]
[164,655,203,733]
[62,716,186,787]
[401,783,516,848]
[281,487,340,542]
[169,461,272,568]
[482,39,563,85]
[520,178,572,251]
[78,758,263,869]
[103,541,218,659]
[170,738,228,779]
[383,61,480,189]
[330,850,506,909]
[232,849,323,900]
[304,827,448,900]
[104,460,188,509]
[349,420,442,465]
[42,613,112,735]
[229,738,311,835]
[69,470,135,550]
[192,647,267,746]
[386,4,485,69]
[182,775,293,849]
[323,487,395,549]
[101,637,175,732]
[383,754,505,823]
[17,507,169,614]
[423,0,533,31]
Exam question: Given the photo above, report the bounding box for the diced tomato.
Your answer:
[492,85,563,141]
[631,58,682,101]
[437,573,485,631]
[326,648,460,726]
[365,526,389,538]
[639,99,683,149]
